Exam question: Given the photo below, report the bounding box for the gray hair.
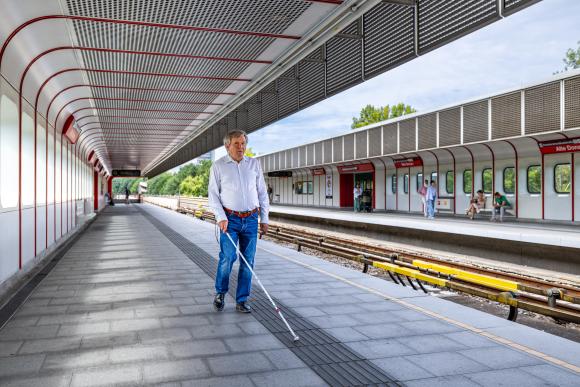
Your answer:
[223,130,248,146]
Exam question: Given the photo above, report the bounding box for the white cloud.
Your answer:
[248,0,580,155]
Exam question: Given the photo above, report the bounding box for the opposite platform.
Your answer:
[0,204,578,386]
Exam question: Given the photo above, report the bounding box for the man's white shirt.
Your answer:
[208,155,269,224]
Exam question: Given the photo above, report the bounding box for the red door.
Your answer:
[340,174,354,207]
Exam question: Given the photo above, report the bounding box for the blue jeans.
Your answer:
[426,199,435,218]
[215,212,258,303]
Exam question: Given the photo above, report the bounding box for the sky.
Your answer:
[210,0,580,160]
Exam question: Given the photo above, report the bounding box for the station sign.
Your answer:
[62,116,79,144]
[538,137,580,154]
[113,169,141,177]
[268,171,292,177]
[394,157,423,168]
[312,168,326,176]
[337,162,374,174]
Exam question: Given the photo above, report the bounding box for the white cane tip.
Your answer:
[293,336,300,342]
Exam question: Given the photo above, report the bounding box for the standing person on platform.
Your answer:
[419,179,428,217]
[353,183,362,212]
[426,180,438,219]
[208,130,269,313]
[267,183,274,203]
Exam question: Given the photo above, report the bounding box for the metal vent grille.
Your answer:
[439,108,461,146]
[323,140,332,164]
[314,141,323,165]
[504,0,540,15]
[364,2,415,78]
[298,60,326,108]
[261,90,278,126]
[368,127,381,157]
[344,134,355,161]
[332,137,343,162]
[291,148,299,169]
[300,146,307,167]
[492,92,521,139]
[247,102,262,131]
[565,76,580,129]
[306,144,314,166]
[463,100,489,143]
[399,119,416,153]
[278,78,300,118]
[326,21,363,95]
[355,131,367,159]
[418,0,498,52]
[418,113,436,149]
[226,112,237,130]
[383,123,397,154]
[525,82,560,134]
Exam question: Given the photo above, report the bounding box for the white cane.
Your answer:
[224,231,300,342]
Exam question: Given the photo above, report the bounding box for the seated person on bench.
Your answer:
[466,189,485,220]
[491,192,511,222]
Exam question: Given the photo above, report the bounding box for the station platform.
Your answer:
[0,204,578,386]
[269,206,580,274]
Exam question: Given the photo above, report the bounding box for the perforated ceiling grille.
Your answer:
[67,0,310,34]
[278,68,300,118]
[399,119,416,153]
[504,0,540,14]
[462,100,489,143]
[525,82,560,134]
[418,0,498,52]
[383,123,397,155]
[439,108,461,147]
[564,76,580,129]
[492,92,521,139]
[299,59,326,108]
[368,127,381,157]
[418,113,436,150]
[364,2,415,78]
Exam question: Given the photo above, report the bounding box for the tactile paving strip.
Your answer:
[136,206,399,387]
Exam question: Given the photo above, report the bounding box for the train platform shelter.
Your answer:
[0,203,578,387]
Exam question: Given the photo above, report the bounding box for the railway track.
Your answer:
[149,196,580,324]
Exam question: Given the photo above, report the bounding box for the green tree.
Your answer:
[161,176,180,195]
[179,160,212,197]
[560,41,580,72]
[148,173,173,195]
[129,178,143,194]
[351,103,416,129]
[244,147,256,157]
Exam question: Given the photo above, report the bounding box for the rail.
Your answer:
[142,195,580,324]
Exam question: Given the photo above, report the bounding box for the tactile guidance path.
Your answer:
[137,206,400,387]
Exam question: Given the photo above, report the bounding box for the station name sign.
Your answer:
[337,162,374,174]
[394,157,423,168]
[268,171,292,177]
[538,137,580,154]
[112,169,141,177]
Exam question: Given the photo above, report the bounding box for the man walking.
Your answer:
[208,130,269,313]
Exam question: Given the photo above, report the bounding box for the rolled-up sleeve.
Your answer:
[255,162,269,224]
[208,163,227,222]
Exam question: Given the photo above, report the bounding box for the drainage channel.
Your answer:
[136,206,400,387]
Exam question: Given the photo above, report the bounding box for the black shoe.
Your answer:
[213,293,225,312]
[236,302,251,313]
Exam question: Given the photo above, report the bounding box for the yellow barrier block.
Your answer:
[412,260,518,291]
[373,261,448,287]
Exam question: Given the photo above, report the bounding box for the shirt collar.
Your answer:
[225,154,248,164]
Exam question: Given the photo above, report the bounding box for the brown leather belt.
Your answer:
[223,207,258,218]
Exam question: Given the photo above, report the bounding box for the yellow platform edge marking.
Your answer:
[260,246,580,375]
